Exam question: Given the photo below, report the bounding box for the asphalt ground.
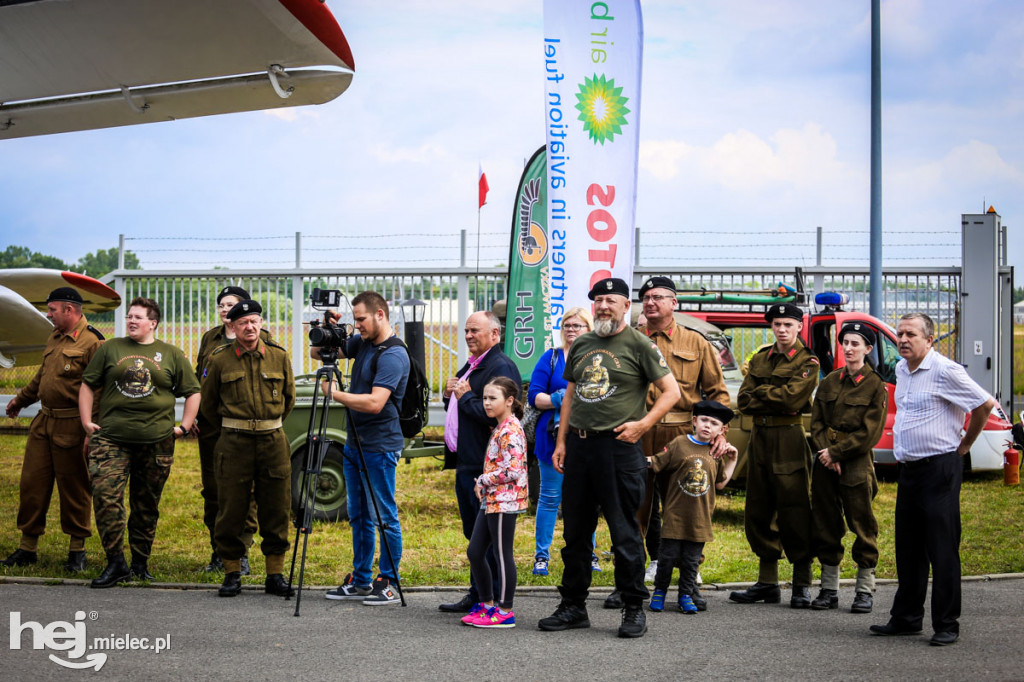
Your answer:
[4,575,1022,681]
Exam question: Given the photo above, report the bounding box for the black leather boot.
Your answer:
[811,588,839,610]
[219,571,242,597]
[265,574,294,597]
[1,548,38,567]
[130,559,154,581]
[790,586,812,609]
[729,582,781,604]
[91,554,131,588]
[851,591,873,613]
[65,551,87,573]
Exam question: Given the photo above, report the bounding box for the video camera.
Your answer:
[308,288,351,363]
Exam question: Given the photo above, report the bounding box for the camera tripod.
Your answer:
[288,355,406,616]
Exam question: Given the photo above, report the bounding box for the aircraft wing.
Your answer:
[0,0,355,140]
[0,270,121,368]
[0,285,52,368]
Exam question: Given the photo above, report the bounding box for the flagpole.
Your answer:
[476,205,481,274]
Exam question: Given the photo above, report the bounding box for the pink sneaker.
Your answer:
[470,606,516,628]
[460,603,487,625]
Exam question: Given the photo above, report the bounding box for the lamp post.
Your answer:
[400,299,427,370]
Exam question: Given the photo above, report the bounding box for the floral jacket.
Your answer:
[477,415,529,514]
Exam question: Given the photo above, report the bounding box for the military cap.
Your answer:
[217,285,251,304]
[764,302,803,323]
[638,276,677,299]
[693,399,734,425]
[46,287,84,305]
[588,277,630,300]
[226,299,262,322]
[838,322,876,348]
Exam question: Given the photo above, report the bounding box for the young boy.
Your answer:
[647,400,738,613]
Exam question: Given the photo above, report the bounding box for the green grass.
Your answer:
[1,425,1022,587]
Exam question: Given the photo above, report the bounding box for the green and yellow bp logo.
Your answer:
[574,74,630,145]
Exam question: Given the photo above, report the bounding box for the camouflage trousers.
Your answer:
[87,432,174,561]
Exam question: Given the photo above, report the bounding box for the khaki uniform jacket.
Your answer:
[639,322,729,418]
[811,364,888,472]
[737,341,819,417]
[17,315,103,411]
[199,339,295,424]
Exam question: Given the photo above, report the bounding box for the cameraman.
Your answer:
[312,291,409,606]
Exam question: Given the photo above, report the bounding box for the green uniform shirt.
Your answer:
[737,340,819,416]
[83,337,201,443]
[810,364,888,464]
[564,326,670,432]
[199,338,295,424]
[195,324,271,382]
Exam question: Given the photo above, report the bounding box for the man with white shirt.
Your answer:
[870,313,996,647]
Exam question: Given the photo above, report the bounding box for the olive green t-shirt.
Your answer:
[564,326,670,431]
[650,435,727,542]
[83,337,201,443]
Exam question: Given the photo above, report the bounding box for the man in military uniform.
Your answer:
[80,297,201,587]
[538,277,680,639]
[3,287,104,572]
[194,285,261,575]
[199,300,296,598]
[730,302,819,608]
[810,323,888,613]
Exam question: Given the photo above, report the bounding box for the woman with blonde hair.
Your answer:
[527,306,594,576]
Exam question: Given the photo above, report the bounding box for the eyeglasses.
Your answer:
[562,324,588,331]
[642,294,673,303]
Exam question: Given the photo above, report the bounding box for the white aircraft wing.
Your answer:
[0,0,355,140]
[0,270,121,368]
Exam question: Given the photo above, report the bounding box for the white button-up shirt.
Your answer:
[893,349,991,461]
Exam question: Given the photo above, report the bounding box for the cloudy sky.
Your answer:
[2,0,1022,273]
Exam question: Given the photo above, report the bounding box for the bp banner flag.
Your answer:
[543,0,643,342]
[504,146,550,376]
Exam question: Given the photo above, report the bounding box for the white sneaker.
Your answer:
[644,559,659,583]
[325,572,372,600]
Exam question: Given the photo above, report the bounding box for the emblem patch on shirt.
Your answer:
[154,352,162,362]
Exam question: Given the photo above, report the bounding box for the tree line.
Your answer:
[0,245,140,279]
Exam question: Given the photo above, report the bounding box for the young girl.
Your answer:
[462,376,529,628]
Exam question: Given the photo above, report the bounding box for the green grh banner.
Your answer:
[504,146,550,377]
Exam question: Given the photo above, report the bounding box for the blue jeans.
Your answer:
[343,445,402,586]
[534,458,563,561]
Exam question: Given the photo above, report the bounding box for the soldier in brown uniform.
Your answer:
[730,302,819,608]
[605,276,729,611]
[194,285,261,574]
[199,300,296,598]
[3,288,103,572]
[809,323,887,614]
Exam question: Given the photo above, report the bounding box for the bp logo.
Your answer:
[574,74,630,145]
[516,178,547,266]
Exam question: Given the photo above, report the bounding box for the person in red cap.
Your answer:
[3,287,104,572]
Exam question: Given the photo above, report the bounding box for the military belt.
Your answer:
[751,414,803,427]
[570,427,618,439]
[659,411,692,425]
[827,427,850,444]
[40,405,80,419]
[221,417,283,432]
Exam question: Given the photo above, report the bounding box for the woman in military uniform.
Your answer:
[809,323,888,614]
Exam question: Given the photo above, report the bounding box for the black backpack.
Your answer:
[370,336,430,438]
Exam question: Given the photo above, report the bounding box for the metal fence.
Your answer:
[1,264,964,403]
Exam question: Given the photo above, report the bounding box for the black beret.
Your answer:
[226,300,262,322]
[588,277,630,300]
[764,302,803,323]
[838,322,876,347]
[693,399,734,425]
[217,286,251,304]
[638,276,677,299]
[46,287,84,304]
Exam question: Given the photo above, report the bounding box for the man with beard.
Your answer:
[538,278,680,639]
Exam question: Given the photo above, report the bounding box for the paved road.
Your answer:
[4,576,1022,681]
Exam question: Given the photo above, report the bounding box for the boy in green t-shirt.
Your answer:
[647,400,737,613]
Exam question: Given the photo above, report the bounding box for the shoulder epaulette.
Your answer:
[265,338,287,352]
[755,345,772,355]
[85,325,105,341]
[210,345,229,357]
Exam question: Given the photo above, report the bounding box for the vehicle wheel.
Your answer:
[291,444,348,522]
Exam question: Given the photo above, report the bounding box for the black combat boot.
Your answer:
[65,551,87,573]
[130,558,154,581]
[91,554,131,588]
[811,588,839,610]
[265,574,295,597]
[2,548,38,567]
[729,582,781,604]
[219,571,242,597]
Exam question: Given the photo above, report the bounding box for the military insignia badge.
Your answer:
[606,281,613,290]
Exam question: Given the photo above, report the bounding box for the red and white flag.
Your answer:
[478,164,489,209]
